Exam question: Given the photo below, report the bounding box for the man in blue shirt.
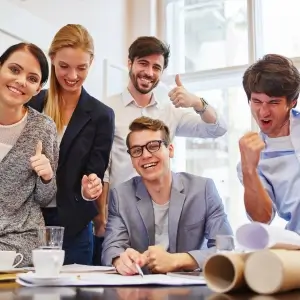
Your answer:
[237,54,300,233]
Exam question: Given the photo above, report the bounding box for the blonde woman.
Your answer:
[29,24,115,265]
[0,42,58,266]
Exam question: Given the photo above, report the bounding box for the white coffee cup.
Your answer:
[32,249,65,277]
[0,251,23,269]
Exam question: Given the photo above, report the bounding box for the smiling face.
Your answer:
[250,92,296,137]
[51,47,92,93]
[0,50,42,108]
[128,129,174,182]
[128,54,164,95]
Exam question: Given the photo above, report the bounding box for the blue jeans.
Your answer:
[42,207,94,265]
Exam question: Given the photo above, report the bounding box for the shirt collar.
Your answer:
[121,88,159,108]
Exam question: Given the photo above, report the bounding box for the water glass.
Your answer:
[37,226,64,250]
[216,234,235,252]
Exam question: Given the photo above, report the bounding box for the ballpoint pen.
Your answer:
[135,263,144,278]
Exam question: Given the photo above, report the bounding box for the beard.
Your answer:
[129,69,159,94]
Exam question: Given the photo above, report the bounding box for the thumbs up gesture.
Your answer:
[168,74,203,109]
[82,174,103,200]
[30,141,53,182]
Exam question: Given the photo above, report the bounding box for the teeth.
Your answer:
[8,86,23,95]
[143,162,157,169]
[65,80,78,85]
[140,78,151,83]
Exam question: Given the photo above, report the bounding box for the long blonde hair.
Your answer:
[44,24,94,133]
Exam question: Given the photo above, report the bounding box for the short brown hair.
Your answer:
[128,36,170,69]
[243,54,300,105]
[126,117,171,149]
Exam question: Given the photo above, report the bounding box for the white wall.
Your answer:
[2,0,128,100]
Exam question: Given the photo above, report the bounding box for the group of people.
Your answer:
[0,22,299,274]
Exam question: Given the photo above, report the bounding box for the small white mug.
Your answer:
[32,249,65,277]
[0,251,23,269]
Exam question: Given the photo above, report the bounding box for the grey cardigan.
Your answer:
[0,107,58,266]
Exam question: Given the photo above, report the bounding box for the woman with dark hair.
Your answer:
[0,43,58,266]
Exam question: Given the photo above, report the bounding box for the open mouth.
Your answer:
[138,77,153,86]
[7,86,25,95]
[64,79,79,87]
[142,162,158,169]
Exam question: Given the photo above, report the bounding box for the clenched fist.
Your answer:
[239,132,265,172]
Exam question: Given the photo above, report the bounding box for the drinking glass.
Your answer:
[37,226,64,250]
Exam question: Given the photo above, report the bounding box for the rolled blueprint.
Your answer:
[244,249,300,294]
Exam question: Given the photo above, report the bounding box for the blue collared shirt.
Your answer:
[237,109,300,233]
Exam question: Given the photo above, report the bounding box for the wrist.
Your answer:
[112,257,121,268]
[194,98,208,113]
[41,174,53,183]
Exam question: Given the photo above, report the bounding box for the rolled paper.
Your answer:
[203,252,251,293]
[244,250,300,294]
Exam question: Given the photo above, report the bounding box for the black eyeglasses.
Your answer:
[127,140,168,158]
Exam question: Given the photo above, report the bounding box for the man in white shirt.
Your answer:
[95,36,227,236]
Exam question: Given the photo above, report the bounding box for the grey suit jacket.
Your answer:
[101,172,233,269]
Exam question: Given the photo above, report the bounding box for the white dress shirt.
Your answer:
[104,89,227,188]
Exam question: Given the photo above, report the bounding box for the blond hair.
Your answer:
[126,116,171,148]
[44,24,94,132]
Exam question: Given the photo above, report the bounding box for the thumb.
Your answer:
[82,175,89,185]
[35,141,43,156]
[175,74,183,87]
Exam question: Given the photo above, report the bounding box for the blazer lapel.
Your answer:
[168,173,186,253]
[58,88,92,170]
[136,179,155,246]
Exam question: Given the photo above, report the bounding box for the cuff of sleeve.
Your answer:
[39,176,54,185]
[81,186,97,201]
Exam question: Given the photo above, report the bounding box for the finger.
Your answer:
[31,157,48,167]
[88,173,98,182]
[168,87,177,98]
[121,252,138,273]
[175,74,183,87]
[35,141,43,156]
[169,91,182,102]
[117,263,136,276]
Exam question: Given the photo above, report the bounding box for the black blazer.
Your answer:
[28,88,115,237]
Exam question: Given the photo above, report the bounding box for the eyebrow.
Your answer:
[137,59,162,70]
[9,63,40,78]
[251,97,282,102]
[59,61,88,67]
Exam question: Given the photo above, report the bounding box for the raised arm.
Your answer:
[238,132,273,223]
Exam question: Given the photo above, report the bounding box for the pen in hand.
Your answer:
[135,263,144,277]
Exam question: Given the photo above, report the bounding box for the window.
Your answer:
[166,0,248,72]
[164,0,300,231]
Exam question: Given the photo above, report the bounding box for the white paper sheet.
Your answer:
[16,273,206,287]
[60,264,115,273]
[236,222,300,250]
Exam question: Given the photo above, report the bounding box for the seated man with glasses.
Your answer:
[101,116,232,275]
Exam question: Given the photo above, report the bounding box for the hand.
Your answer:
[113,248,148,276]
[93,214,106,237]
[144,245,177,274]
[82,174,102,199]
[30,141,53,182]
[168,74,203,109]
[239,132,265,173]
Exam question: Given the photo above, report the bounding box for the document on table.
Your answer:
[16,273,206,287]
[60,264,115,273]
[236,222,300,250]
